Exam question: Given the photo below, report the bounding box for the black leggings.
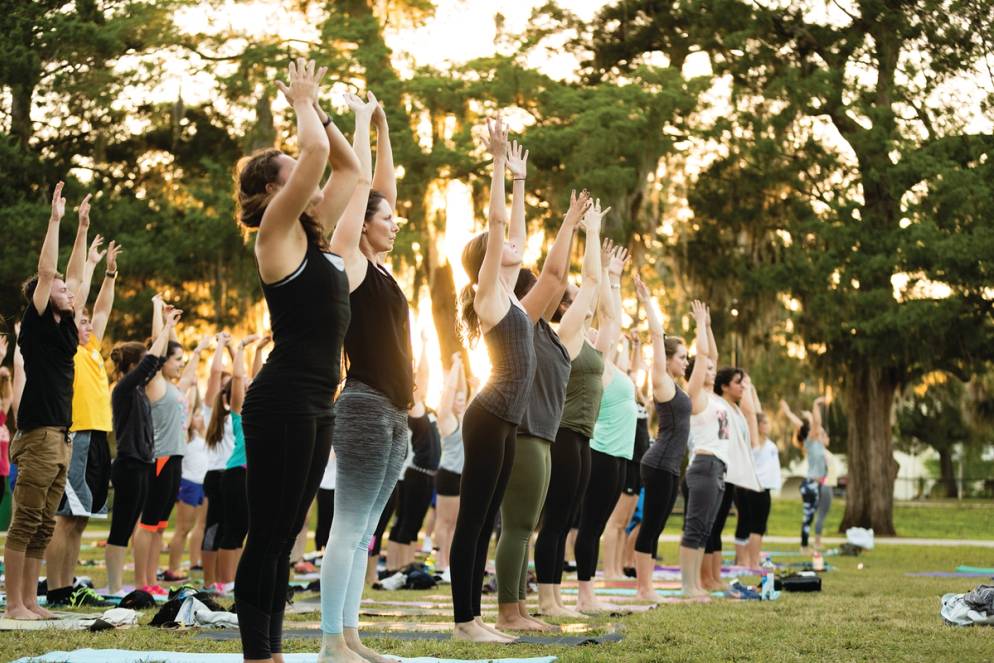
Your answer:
[108,457,151,547]
[634,465,680,558]
[370,484,398,558]
[706,483,735,554]
[235,413,333,660]
[390,467,434,545]
[201,470,224,552]
[315,488,335,551]
[734,488,771,540]
[534,427,591,584]
[575,448,624,581]
[220,466,248,550]
[450,401,516,623]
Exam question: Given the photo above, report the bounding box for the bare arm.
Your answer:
[12,324,24,420]
[503,136,526,285]
[740,376,760,449]
[522,189,591,322]
[687,300,711,415]
[152,294,164,338]
[204,332,230,406]
[77,234,105,315]
[779,399,805,429]
[706,306,718,365]
[634,273,675,404]
[474,118,511,327]
[371,104,397,208]
[558,201,603,356]
[251,336,271,379]
[90,240,120,342]
[230,337,249,414]
[310,101,361,237]
[594,241,628,355]
[177,334,211,394]
[328,93,377,277]
[811,396,827,439]
[257,59,331,283]
[437,352,461,430]
[65,194,92,308]
[410,334,430,417]
[34,182,66,314]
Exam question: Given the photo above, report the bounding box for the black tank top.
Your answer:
[473,303,536,425]
[243,243,350,417]
[344,260,414,409]
[641,386,692,475]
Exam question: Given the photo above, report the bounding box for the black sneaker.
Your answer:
[68,586,115,608]
[46,585,74,607]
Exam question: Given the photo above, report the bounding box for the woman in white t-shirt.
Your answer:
[733,411,781,568]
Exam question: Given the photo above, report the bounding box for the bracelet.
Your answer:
[105,271,117,279]
[321,115,332,127]
[610,284,621,290]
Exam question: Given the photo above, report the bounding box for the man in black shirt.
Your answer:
[3,182,82,620]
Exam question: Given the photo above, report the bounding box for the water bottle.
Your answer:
[761,558,776,600]
[812,551,825,572]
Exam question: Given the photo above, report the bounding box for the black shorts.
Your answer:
[622,459,642,495]
[140,455,182,530]
[435,468,461,497]
[734,488,772,539]
[220,466,248,550]
[201,469,225,552]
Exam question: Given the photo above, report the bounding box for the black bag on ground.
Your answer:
[777,574,822,592]
[118,589,157,610]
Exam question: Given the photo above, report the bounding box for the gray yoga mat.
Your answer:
[196,625,623,645]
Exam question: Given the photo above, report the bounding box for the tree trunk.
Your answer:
[841,365,899,535]
[937,447,959,499]
[10,81,35,149]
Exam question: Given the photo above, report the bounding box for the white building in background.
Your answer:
[780,448,939,501]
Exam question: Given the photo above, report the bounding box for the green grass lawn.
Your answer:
[4,500,994,662]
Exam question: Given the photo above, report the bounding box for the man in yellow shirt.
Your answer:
[44,234,121,609]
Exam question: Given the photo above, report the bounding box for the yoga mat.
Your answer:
[197,627,621,646]
[13,651,558,663]
[956,566,994,574]
[905,572,994,578]
[560,587,725,598]
[0,612,106,631]
[561,580,684,590]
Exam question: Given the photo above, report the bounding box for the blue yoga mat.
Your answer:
[560,587,724,598]
[13,650,558,663]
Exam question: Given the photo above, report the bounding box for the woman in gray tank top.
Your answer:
[494,187,600,632]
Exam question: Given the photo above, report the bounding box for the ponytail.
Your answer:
[460,232,489,345]
[460,283,481,345]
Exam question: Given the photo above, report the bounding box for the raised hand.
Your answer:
[607,243,629,277]
[564,189,592,229]
[215,331,232,348]
[50,181,66,222]
[691,299,708,325]
[601,237,615,267]
[633,273,651,303]
[165,307,183,327]
[581,197,610,235]
[275,58,327,108]
[77,193,92,228]
[106,240,122,273]
[483,116,509,162]
[239,333,262,348]
[451,351,462,366]
[345,90,379,120]
[506,140,528,179]
[258,334,273,349]
[87,235,106,265]
[194,334,212,353]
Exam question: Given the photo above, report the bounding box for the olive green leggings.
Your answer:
[495,434,552,604]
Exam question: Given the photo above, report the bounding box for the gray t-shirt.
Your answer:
[518,319,571,442]
[152,382,186,457]
[805,437,828,480]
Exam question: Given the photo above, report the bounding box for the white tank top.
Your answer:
[689,393,731,465]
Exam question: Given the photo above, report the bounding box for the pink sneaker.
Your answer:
[142,584,169,597]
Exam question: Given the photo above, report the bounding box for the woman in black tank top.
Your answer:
[317,90,414,663]
[232,58,361,663]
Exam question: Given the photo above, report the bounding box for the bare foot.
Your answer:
[26,604,55,619]
[537,602,585,618]
[634,590,662,603]
[453,621,512,643]
[496,615,546,631]
[524,615,554,631]
[575,599,616,614]
[683,588,711,602]
[4,606,43,620]
[343,628,393,663]
[319,635,367,663]
[702,581,728,592]
[475,617,517,641]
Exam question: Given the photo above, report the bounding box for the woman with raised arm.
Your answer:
[532,206,606,617]
[631,274,691,602]
[104,306,181,596]
[318,90,412,663]
[494,183,594,632]
[734,392,780,569]
[679,300,721,600]
[783,396,830,550]
[201,332,233,589]
[573,241,635,614]
[233,57,358,663]
[434,352,467,580]
[449,117,536,643]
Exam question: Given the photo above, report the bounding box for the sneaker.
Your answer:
[68,586,115,608]
[420,536,433,554]
[293,561,318,574]
[379,571,407,591]
[439,567,452,584]
[203,582,226,594]
[141,584,169,597]
[161,570,189,582]
[190,564,204,572]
